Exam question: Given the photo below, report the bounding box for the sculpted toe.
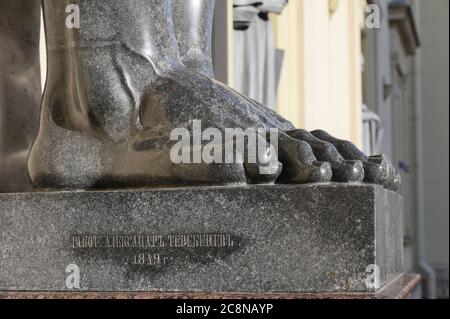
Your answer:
[368,155,401,191]
[331,160,365,183]
[309,161,333,183]
[311,130,401,191]
[276,134,333,184]
[244,137,283,184]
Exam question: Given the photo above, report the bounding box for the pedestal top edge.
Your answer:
[0,183,393,197]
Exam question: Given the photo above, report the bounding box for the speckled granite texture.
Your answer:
[0,184,403,293]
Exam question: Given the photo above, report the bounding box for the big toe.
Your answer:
[243,136,283,185]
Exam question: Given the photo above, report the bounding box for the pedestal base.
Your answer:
[0,275,420,299]
[0,184,403,293]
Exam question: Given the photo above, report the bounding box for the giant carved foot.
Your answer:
[182,54,397,190]
[185,58,399,190]
[134,69,333,186]
[29,62,398,190]
[182,62,398,190]
[28,63,333,189]
[30,0,399,190]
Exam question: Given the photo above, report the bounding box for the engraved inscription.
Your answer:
[69,234,241,268]
[132,253,171,266]
[71,234,238,249]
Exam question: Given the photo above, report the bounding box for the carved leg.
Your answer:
[0,0,41,192]
[172,0,215,78]
[172,0,294,131]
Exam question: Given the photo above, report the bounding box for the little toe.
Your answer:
[368,155,401,191]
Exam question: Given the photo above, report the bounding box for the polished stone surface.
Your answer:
[27,0,400,190]
[0,184,403,293]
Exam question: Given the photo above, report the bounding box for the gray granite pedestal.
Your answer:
[0,184,403,293]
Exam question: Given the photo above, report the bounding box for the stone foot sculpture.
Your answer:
[28,0,400,191]
[171,0,400,190]
[28,0,325,189]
